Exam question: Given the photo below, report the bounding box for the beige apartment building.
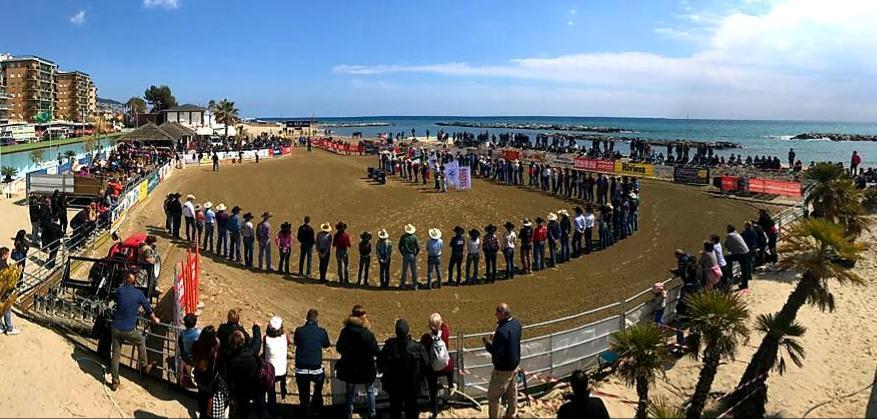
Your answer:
[0,55,57,123]
[55,70,96,122]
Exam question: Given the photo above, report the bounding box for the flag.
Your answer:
[444,161,460,189]
[458,167,472,190]
[35,111,52,123]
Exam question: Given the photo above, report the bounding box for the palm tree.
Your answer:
[610,322,671,419]
[64,150,77,163]
[804,162,867,238]
[1,166,18,183]
[730,218,863,416]
[649,397,685,419]
[212,99,239,143]
[684,290,750,419]
[29,149,46,166]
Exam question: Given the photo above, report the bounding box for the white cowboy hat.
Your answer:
[547,212,558,221]
[521,218,533,227]
[429,228,442,240]
[320,222,332,232]
[557,209,569,217]
[269,316,283,330]
[404,224,417,234]
[215,203,227,211]
[377,228,389,239]
[203,201,213,209]
[186,194,195,201]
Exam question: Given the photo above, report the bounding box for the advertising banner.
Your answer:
[458,167,472,190]
[137,180,149,202]
[653,165,675,181]
[520,150,546,163]
[147,171,160,193]
[673,166,711,185]
[717,176,739,191]
[444,161,460,189]
[573,157,615,173]
[502,149,521,161]
[749,178,802,197]
[615,160,655,177]
[547,154,574,168]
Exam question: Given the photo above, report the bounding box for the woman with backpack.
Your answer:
[420,313,455,419]
[263,316,290,418]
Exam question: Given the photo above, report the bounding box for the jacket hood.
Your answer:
[345,315,370,329]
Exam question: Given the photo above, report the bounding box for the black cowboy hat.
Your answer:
[280,222,292,232]
[574,206,583,213]
[336,222,347,231]
[360,231,372,240]
[468,228,481,237]
[231,206,242,213]
[453,226,465,234]
[485,224,497,233]
[243,212,254,220]
[535,217,544,224]
[503,221,515,229]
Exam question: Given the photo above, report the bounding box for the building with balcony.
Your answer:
[55,70,96,122]
[0,72,9,124]
[0,55,57,123]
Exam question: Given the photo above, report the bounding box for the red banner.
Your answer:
[749,178,802,197]
[573,157,615,173]
[718,176,739,191]
[181,248,200,315]
[502,149,521,161]
[280,146,292,155]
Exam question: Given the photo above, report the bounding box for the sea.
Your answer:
[265,116,877,167]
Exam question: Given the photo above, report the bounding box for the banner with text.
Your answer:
[615,160,655,177]
[573,157,615,173]
[673,166,711,185]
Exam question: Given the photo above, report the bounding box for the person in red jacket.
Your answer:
[851,151,861,174]
[420,313,455,419]
[531,217,548,271]
[333,222,352,285]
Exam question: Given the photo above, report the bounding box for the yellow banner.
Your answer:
[138,180,149,202]
[615,160,655,177]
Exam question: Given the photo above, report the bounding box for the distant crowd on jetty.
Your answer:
[435,120,632,133]
[792,132,877,142]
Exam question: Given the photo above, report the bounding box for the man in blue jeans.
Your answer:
[293,309,331,419]
[426,228,443,289]
[110,273,161,391]
[398,224,420,289]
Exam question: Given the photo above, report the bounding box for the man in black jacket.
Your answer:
[297,216,315,277]
[336,305,379,419]
[378,319,429,419]
[557,370,609,419]
[293,308,331,419]
[225,323,262,419]
[483,303,522,419]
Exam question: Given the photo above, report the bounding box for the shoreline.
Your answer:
[0,133,121,154]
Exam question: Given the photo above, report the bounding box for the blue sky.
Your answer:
[4,0,877,120]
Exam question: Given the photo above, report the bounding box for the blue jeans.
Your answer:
[427,255,442,289]
[503,248,515,279]
[299,245,313,276]
[547,240,557,266]
[1,309,13,331]
[217,226,228,256]
[560,237,570,262]
[203,223,214,252]
[358,255,371,285]
[584,227,593,254]
[336,250,349,284]
[229,231,242,261]
[465,253,480,283]
[258,241,272,270]
[400,253,417,288]
[243,237,255,267]
[345,382,376,419]
[533,242,545,271]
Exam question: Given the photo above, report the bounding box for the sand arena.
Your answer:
[116,150,759,337]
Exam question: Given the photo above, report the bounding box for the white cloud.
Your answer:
[567,21,574,26]
[332,0,877,120]
[143,0,179,9]
[69,10,86,25]
[569,9,576,14]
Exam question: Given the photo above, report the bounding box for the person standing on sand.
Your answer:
[169,193,183,240]
[378,318,430,419]
[420,313,456,418]
[483,224,500,283]
[276,222,293,274]
[297,216,315,278]
[357,232,372,286]
[483,303,522,419]
[334,222,352,285]
[212,152,219,171]
[183,194,196,242]
[241,212,255,268]
[316,223,332,282]
[851,151,861,174]
[426,228,443,289]
[518,219,533,274]
[502,222,516,280]
[465,229,481,284]
[294,309,331,419]
[584,204,596,254]
[215,204,229,257]
[110,273,161,391]
[203,202,215,253]
[399,224,420,289]
[376,229,393,288]
[558,209,571,263]
[546,213,560,268]
[572,206,585,257]
[557,370,610,419]
[448,226,465,286]
[336,305,380,419]
[256,212,273,272]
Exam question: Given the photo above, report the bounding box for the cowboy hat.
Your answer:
[320,222,332,232]
[186,194,195,201]
[429,228,442,240]
[203,201,213,209]
[280,222,292,232]
[231,205,241,213]
[453,226,465,234]
[269,316,283,331]
[216,203,227,211]
[521,218,533,227]
[377,228,389,239]
[243,212,254,220]
[360,231,373,240]
[558,209,569,217]
[547,212,557,221]
[503,221,515,229]
[404,224,416,234]
[262,211,272,218]
[336,222,347,231]
[484,224,497,233]
[194,204,202,211]
[535,217,545,224]
[468,228,480,237]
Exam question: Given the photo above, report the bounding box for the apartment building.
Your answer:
[56,70,96,122]
[0,55,57,123]
[0,70,8,124]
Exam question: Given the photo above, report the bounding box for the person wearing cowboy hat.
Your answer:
[482,224,500,283]
[333,222,352,285]
[227,205,243,262]
[241,212,256,268]
[599,204,614,250]
[558,209,572,263]
[357,232,373,286]
[502,222,516,280]
[167,193,183,240]
[447,226,466,286]
[584,204,596,254]
[297,216,316,278]
[276,221,293,274]
[518,219,533,274]
[531,217,548,271]
[257,212,274,272]
[375,229,393,288]
[315,222,333,282]
[465,228,481,284]
[425,228,443,289]
[163,193,174,235]
[194,204,205,246]
[398,224,420,289]
[182,194,196,242]
[215,203,229,257]
[572,206,585,257]
[546,212,560,268]
[202,202,216,253]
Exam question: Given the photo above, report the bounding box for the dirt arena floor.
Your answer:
[119,150,761,338]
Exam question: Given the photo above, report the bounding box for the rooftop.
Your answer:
[162,104,205,112]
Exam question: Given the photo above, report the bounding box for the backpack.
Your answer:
[257,358,276,392]
[430,331,450,371]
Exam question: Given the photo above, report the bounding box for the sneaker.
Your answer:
[5,328,21,335]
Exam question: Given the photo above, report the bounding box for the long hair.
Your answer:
[192,326,218,372]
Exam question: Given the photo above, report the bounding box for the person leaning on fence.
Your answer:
[217,309,249,351]
[378,318,430,419]
[421,313,456,419]
[336,305,380,419]
[109,272,161,391]
[177,313,201,387]
[483,302,522,419]
[557,370,610,419]
[225,323,265,419]
[294,309,331,419]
